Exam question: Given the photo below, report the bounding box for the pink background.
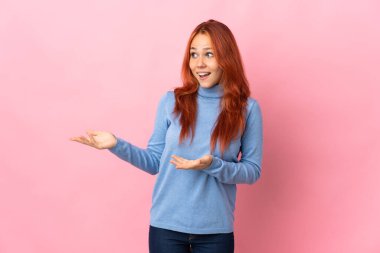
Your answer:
[1,0,379,252]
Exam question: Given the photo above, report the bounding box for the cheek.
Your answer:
[213,65,221,74]
[189,61,196,71]
[210,61,220,72]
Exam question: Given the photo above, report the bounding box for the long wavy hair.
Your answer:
[173,19,251,155]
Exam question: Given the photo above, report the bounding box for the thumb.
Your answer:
[86,129,98,136]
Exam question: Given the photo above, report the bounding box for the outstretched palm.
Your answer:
[170,154,213,170]
[70,130,117,150]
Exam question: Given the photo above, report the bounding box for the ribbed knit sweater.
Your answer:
[108,84,263,234]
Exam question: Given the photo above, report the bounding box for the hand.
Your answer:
[70,130,117,150]
[170,154,213,170]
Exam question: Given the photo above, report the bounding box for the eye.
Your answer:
[206,52,214,58]
[190,52,198,58]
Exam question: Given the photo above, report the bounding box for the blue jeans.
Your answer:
[149,225,234,253]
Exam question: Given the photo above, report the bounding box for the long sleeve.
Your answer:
[107,92,170,175]
[202,100,263,184]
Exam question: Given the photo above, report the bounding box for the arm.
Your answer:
[202,100,263,184]
[108,92,170,175]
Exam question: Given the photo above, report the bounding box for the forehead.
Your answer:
[190,33,213,50]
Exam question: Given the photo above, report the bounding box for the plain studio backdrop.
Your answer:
[1,0,379,252]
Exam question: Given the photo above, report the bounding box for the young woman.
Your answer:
[71,19,263,253]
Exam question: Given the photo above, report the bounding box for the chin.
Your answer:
[199,82,217,88]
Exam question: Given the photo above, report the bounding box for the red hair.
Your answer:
[173,19,251,155]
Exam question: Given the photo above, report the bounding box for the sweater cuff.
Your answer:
[204,156,223,172]
[108,137,122,154]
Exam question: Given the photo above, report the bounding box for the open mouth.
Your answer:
[198,72,211,80]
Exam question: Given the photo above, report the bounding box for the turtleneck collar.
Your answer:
[197,83,224,98]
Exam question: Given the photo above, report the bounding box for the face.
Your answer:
[189,33,223,88]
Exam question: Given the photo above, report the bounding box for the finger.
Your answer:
[86,132,97,146]
[70,136,87,143]
[171,155,187,163]
[170,160,187,170]
[170,159,182,166]
[71,136,94,147]
[78,136,93,145]
[170,155,181,163]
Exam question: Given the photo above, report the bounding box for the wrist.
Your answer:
[207,155,213,167]
[109,135,118,149]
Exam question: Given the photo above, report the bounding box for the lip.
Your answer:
[197,72,211,81]
[199,74,210,81]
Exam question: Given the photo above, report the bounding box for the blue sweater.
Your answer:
[108,84,263,234]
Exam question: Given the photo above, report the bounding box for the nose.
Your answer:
[196,56,206,68]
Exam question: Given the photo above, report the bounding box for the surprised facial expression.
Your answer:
[189,33,223,88]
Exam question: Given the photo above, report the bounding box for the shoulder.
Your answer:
[163,90,175,104]
[157,90,175,111]
[247,97,261,113]
[159,90,175,101]
[245,97,262,121]
[160,90,174,103]
[166,90,175,100]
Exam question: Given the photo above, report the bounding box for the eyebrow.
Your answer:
[190,47,213,50]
